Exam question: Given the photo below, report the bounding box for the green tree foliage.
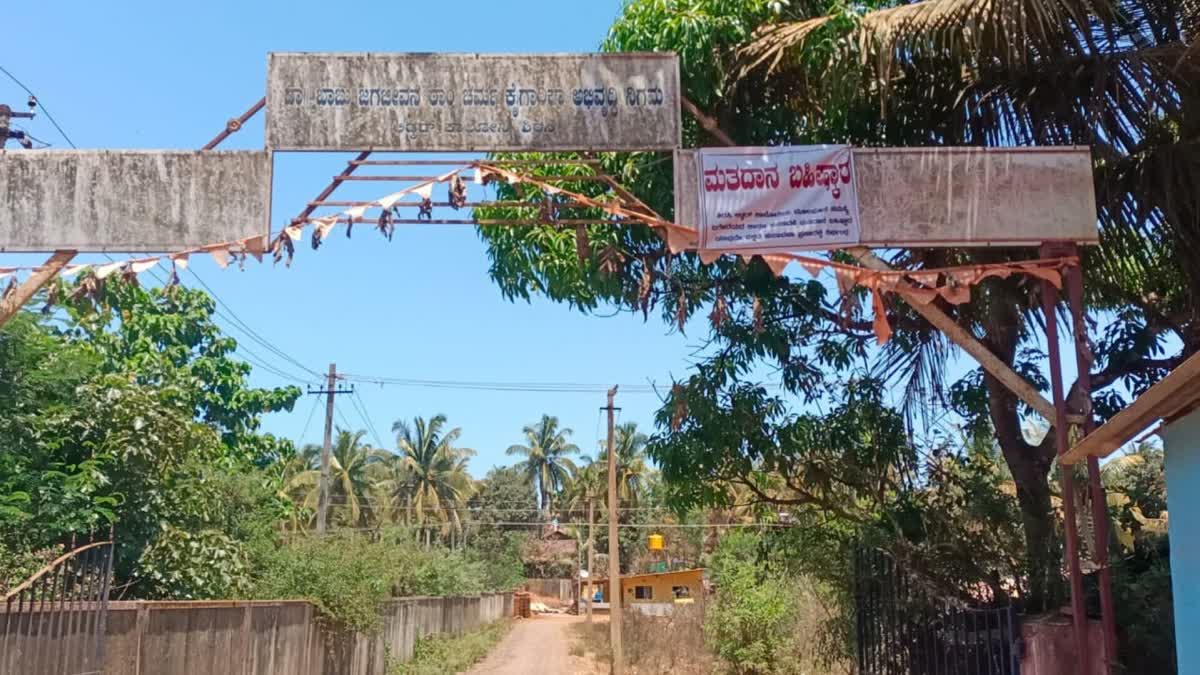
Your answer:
[0,281,299,598]
[505,414,580,517]
[475,0,1198,620]
[390,414,476,543]
[284,429,388,528]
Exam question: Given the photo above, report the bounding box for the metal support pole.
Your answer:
[1065,254,1118,672]
[201,97,266,150]
[587,498,595,623]
[0,250,77,329]
[1041,249,1090,675]
[605,386,623,675]
[317,363,337,533]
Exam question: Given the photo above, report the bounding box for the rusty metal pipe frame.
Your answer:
[1065,253,1119,672]
[1041,245,1091,675]
[201,97,266,151]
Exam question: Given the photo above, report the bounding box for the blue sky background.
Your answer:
[0,0,722,474]
[2,0,1126,476]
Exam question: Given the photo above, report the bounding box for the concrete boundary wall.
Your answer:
[3,593,512,675]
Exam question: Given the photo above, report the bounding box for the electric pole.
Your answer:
[586,497,595,623]
[604,386,623,674]
[0,98,38,149]
[309,363,354,533]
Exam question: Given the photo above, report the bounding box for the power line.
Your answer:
[350,389,387,449]
[0,65,76,148]
[299,394,322,441]
[187,269,323,379]
[341,373,662,394]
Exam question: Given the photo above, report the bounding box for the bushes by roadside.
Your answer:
[247,528,523,633]
[388,618,513,675]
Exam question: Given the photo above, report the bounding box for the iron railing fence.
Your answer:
[1,534,114,675]
[855,548,1021,675]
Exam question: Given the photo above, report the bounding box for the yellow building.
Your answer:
[588,568,705,607]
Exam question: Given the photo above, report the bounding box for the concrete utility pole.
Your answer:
[310,363,354,533]
[604,386,623,674]
[586,497,595,623]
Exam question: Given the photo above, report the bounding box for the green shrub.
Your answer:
[388,619,513,675]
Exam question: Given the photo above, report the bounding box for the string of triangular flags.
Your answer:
[0,159,1076,346]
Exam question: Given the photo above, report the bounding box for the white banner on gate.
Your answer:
[697,145,861,253]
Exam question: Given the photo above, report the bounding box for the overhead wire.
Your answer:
[298,395,322,442]
[350,389,388,449]
[186,269,323,379]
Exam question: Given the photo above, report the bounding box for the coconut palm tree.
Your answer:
[506,415,580,520]
[601,422,651,506]
[283,429,386,529]
[389,414,476,546]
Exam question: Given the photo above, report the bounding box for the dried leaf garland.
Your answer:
[638,259,654,320]
[271,231,296,267]
[574,225,591,262]
[2,277,17,302]
[752,297,764,335]
[71,275,102,302]
[709,293,728,329]
[675,289,688,333]
[417,197,434,221]
[671,384,688,432]
[448,175,468,210]
[598,245,625,276]
[377,208,396,241]
[120,264,141,288]
[41,281,61,314]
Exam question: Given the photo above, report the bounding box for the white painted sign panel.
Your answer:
[675,146,1099,249]
[696,146,860,252]
[0,150,272,252]
[266,52,681,151]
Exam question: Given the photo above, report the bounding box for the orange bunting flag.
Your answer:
[799,260,824,278]
[909,271,940,287]
[170,254,190,271]
[835,267,860,296]
[898,286,939,305]
[665,228,692,255]
[243,235,266,262]
[698,248,722,265]
[209,247,232,269]
[1019,265,1063,289]
[760,255,789,276]
[872,290,892,345]
[61,264,91,277]
[284,225,304,242]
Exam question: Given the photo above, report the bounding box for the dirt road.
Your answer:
[465,615,599,675]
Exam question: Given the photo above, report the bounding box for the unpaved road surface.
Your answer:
[466,615,598,675]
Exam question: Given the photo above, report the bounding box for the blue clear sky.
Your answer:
[0,0,728,475]
[4,0,1138,475]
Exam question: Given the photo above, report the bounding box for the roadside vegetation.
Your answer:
[387,618,514,675]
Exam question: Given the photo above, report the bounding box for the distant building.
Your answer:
[584,568,705,616]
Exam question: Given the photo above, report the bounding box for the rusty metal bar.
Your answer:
[310,200,594,209]
[1065,255,1118,673]
[1041,245,1090,675]
[338,174,611,182]
[201,97,266,150]
[334,217,637,227]
[290,151,371,226]
[350,158,601,166]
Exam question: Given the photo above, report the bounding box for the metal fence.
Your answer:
[1,536,115,675]
[855,548,1021,675]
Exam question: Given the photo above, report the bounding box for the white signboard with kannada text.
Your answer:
[266,52,681,152]
[696,145,861,253]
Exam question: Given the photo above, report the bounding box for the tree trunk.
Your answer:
[983,297,1061,612]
